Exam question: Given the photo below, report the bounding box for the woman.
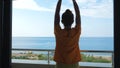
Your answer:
[54,0,81,68]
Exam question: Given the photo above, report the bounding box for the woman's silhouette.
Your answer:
[54,0,81,68]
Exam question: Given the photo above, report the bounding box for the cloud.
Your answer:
[77,0,97,3]
[81,4,113,18]
[67,0,97,4]
[67,0,113,18]
[13,0,52,12]
[13,0,113,18]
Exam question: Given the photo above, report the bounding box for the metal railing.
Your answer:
[12,48,114,68]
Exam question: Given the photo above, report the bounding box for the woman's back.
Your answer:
[54,24,81,64]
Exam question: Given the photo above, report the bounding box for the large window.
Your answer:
[12,0,114,66]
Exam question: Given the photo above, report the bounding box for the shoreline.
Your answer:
[12,52,112,62]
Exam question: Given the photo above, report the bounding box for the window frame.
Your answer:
[0,0,120,68]
[0,0,12,68]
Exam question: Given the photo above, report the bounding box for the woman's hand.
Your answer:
[59,0,62,1]
[72,0,76,2]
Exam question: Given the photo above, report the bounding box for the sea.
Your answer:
[12,37,114,51]
[12,37,114,65]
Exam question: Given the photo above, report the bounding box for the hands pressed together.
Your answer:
[58,0,76,2]
[55,0,80,25]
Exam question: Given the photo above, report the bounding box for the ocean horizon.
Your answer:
[12,37,114,51]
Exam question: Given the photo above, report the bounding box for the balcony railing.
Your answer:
[12,48,114,68]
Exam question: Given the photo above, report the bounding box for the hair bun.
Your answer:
[65,9,72,14]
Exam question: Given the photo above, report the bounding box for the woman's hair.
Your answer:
[62,9,74,27]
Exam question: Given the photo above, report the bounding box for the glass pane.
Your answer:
[12,0,114,67]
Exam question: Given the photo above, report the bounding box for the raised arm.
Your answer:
[54,0,62,26]
[72,0,81,26]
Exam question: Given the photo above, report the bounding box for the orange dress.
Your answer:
[54,24,81,64]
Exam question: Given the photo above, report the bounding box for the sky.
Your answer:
[12,0,113,37]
